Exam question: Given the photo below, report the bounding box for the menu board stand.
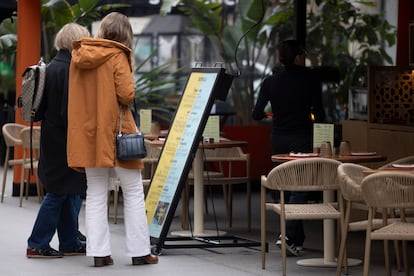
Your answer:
[145,65,260,254]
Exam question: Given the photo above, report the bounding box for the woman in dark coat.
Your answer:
[26,23,89,258]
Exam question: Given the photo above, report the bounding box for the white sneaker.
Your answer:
[276,235,301,257]
[276,236,282,247]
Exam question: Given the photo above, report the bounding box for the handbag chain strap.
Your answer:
[118,107,123,136]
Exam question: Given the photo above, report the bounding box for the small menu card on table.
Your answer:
[313,123,334,148]
[202,115,220,143]
[139,109,152,134]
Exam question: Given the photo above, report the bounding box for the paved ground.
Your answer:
[0,168,412,275]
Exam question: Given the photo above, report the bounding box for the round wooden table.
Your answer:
[272,153,387,163]
[363,166,414,176]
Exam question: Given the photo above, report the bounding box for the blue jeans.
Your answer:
[27,193,81,251]
[73,195,82,234]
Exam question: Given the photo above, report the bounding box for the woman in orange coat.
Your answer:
[67,12,158,267]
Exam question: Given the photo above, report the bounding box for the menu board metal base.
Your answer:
[170,229,227,237]
[153,235,261,253]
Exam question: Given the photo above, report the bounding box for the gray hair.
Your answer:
[54,23,90,51]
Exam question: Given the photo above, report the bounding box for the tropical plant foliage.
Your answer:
[0,0,182,120]
[133,48,183,124]
[161,0,396,124]
[0,0,125,98]
[0,16,17,98]
[162,0,291,124]
[305,0,396,100]
[41,0,128,61]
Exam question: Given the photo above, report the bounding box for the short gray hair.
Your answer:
[54,23,90,51]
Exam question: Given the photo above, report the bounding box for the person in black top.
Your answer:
[252,39,326,256]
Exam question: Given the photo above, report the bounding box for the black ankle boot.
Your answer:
[94,256,114,267]
[132,254,158,265]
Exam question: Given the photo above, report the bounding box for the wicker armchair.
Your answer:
[336,163,387,275]
[361,172,414,276]
[261,157,341,276]
[19,126,43,207]
[1,123,25,203]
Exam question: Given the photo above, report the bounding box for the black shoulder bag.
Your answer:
[116,101,147,160]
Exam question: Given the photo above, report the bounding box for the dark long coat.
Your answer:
[37,50,86,196]
[252,64,326,155]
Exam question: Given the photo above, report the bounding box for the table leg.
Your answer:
[171,149,225,237]
[324,190,335,264]
[193,149,204,235]
[296,191,362,267]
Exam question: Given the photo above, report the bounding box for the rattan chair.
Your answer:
[336,163,388,275]
[1,123,26,203]
[361,172,414,276]
[261,157,341,276]
[19,126,43,207]
[377,155,414,269]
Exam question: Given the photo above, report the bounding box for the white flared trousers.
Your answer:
[85,167,151,257]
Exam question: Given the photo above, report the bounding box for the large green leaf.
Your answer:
[245,0,268,21]
[0,34,17,52]
[0,16,17,34]
[77,0,100,13]
[160,0,181,16]
[41,0,73,29]
[178,0,222,37]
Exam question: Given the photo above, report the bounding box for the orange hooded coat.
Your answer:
[67,38,143,171]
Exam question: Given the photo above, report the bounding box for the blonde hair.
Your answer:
[96,12,133,48]
[54,23,90,51]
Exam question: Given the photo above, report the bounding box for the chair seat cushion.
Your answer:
[349,218,383,231]
[370,221,414,240]
[266,203,340,220]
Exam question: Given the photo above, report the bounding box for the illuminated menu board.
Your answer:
[145,67,230,245]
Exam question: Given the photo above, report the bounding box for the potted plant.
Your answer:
[0,16,17,105]
[161,0,395,123]
[160,0,396,181]
[1,0,166,162]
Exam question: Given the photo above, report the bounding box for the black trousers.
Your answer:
[271,129,313,246]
